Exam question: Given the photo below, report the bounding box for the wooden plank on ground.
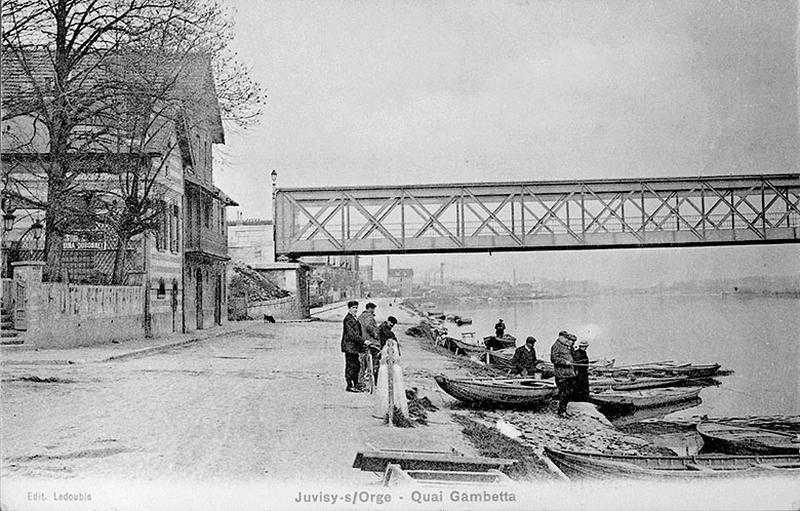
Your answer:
[353,449,517,473]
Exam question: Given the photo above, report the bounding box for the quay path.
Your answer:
[1,298,795,511]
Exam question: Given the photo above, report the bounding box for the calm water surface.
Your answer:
[436,294,799,418]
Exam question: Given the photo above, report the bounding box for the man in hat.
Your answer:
[510,336,539,376]
[357,302,379,391]
[550,331,576,415]
[571,336,591,401]
[341,301,365,392]
[494,319,506,338]
[378,316,398,350]
[372,316,398,382]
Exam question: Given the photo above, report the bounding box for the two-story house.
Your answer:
[1,49,235,337]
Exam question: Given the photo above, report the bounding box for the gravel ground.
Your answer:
[1,299,478,485]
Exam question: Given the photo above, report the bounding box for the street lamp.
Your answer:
[31,218,43,249]
[3,211,15,233]
[270,169,278,199]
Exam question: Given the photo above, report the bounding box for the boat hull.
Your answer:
[589,386,703,412]
[483,335,516,350]
[593,363,721,379]
[434,375,557,408]
[544,447,800,480]
[698,421,800,455]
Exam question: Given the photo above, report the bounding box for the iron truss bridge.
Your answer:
[273,174,800,257]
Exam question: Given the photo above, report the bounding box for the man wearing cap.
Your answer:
[550,331,576,415]
[378,316,398,350]
[510,336,539,376]
[341,301,365,393]
[374,316,398,382]
[572,337,591,401]
[357,302,379,391]
[494,319,506,338]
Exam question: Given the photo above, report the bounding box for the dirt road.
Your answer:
[1,301,475,485]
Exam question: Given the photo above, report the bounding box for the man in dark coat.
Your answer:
[357,302,379,390]
[510,336,539,376]
[550,331,576,415]
[341,301,365,392]
[373,316,398,382]
[571,338,590,401]
[494,319,506,338]
[378,316,398,350]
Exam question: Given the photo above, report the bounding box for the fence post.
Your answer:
[11,261,45,335]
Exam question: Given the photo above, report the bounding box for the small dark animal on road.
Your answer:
[263,314,276,323]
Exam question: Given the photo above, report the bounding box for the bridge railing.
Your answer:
[274,174,800,256]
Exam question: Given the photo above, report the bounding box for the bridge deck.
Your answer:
[274,174,800,257]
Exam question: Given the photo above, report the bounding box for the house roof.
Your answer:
[185,173,238,206]
[1,47,225,145]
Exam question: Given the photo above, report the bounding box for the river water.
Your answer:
[433,294,799,419]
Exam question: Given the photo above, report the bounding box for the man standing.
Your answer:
[550,331,576,416]
[378,316,398,350]
[357,302,379,391]
[374,316,398,382]
[494,319,506,338]
[571,337,590,401]
[510,336,539,376]
[341,301,365,393]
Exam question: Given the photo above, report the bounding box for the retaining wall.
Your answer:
[31,283,144,348]
[246,296,303,320]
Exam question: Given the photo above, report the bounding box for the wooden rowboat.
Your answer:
[590,376,690,391]
[479,347,516,370]
[697,421,800,455]
[593,363,721,379]
[434,375,557,408]
[447,337,486,355]
[589,386,703,412]
[544,447,800,480]
[483,334,517,350]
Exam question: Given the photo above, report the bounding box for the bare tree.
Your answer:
[2,0,264,281]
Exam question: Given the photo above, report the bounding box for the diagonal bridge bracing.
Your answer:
[273,174,800,257]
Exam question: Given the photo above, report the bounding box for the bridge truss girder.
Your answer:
[274,174,800,257]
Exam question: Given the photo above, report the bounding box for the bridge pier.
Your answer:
[252,261,311,320]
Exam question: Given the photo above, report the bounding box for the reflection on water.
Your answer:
[436,294,800,418]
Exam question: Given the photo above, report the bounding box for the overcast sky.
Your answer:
[216,0,799,286]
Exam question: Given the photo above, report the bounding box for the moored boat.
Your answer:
[483,334,517,350]
[590,375,690,391]
[589,386,703,412]
[544,447,800,480]
[448,337,486,355]
[697,421,800,455]
[593,362,721,379]
[479,347,516,371]
[538,358,615,378]
[434,375,557,408]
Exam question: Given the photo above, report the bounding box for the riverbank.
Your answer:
[2,297,797,510]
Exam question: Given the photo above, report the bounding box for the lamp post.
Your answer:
[270,169,278,199]
[31,218,43,251]
[3,211,15,233]
[2,209,15,277]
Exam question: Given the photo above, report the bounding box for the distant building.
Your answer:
[387,268,414,296]
[227,218,274,266]
[358,265,373,283]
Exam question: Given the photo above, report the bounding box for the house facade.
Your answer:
[1,50,235,344]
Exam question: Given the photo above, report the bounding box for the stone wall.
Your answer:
[34,283,144,348]
[245,296,302,320]
[12,261,145,348]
